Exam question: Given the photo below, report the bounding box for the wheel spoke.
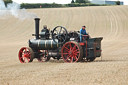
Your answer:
[65,54,70,61]
[74,51,80,55]
[22,53,24,57]
[59,27,62,34]
[63,53,69,55]
[24,57,26,63]
[28,53,31,55]
[73,49,79,53]
[25,48,27,52]
[72,45,76,51]
[73,55,78,61]
[26,57,30,62]
[55,30,59,35]
[61,37,65,41]
[22,52,24,56]
[69,43,72,50]
[74,53,79,58]
[65,56,70,61]
[70,56,73,63]
[19,56,23,60]
[64,46,70,52]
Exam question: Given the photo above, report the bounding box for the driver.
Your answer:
[41,25,50,39]
[80,26,88,42]
[41,25,49,33]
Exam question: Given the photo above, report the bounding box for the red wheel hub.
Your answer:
[24,53,29,57]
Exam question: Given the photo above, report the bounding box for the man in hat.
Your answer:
[41,25,50,39]
[80,26,88,42]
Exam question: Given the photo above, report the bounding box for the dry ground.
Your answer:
[0,6,128,85]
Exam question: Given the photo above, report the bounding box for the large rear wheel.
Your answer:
[18,47,34,63]
[61,41,83,63]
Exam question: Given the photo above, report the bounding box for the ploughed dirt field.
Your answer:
[0,6,128,85]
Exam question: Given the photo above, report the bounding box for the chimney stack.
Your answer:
[34,18,40,39]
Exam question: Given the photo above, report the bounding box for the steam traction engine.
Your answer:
[18,18,103,63]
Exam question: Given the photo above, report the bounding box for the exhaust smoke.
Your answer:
[0,0,38,20]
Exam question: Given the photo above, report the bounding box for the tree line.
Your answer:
[20,0,99,9]
[20,3,103,9]
[3,0,122,9]
[71,0,90,3]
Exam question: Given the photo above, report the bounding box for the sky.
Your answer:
[12,0,128,5]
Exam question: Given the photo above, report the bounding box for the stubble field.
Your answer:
[0,6,128,85]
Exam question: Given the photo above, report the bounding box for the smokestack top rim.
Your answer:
[35,18,40,20]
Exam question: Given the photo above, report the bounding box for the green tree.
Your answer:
[116,1,120,5]
[71,0,75,3]
[3,0,12,3]
[75,0,89,3]
[3,0,12,6]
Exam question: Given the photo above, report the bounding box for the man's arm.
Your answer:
[80,29,82,42]
[80,29,82,35]
[85,29,87,35]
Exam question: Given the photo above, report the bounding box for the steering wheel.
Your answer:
[52,26,68,44]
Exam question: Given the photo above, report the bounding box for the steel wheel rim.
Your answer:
[19,47,31,63]
[61,42,80,63]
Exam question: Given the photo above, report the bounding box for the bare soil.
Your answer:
[0,6,128,85]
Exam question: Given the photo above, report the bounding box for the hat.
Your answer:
[43,25,47,29]
[82,26,86,28]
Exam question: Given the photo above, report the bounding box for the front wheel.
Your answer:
[18,47,34,63]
